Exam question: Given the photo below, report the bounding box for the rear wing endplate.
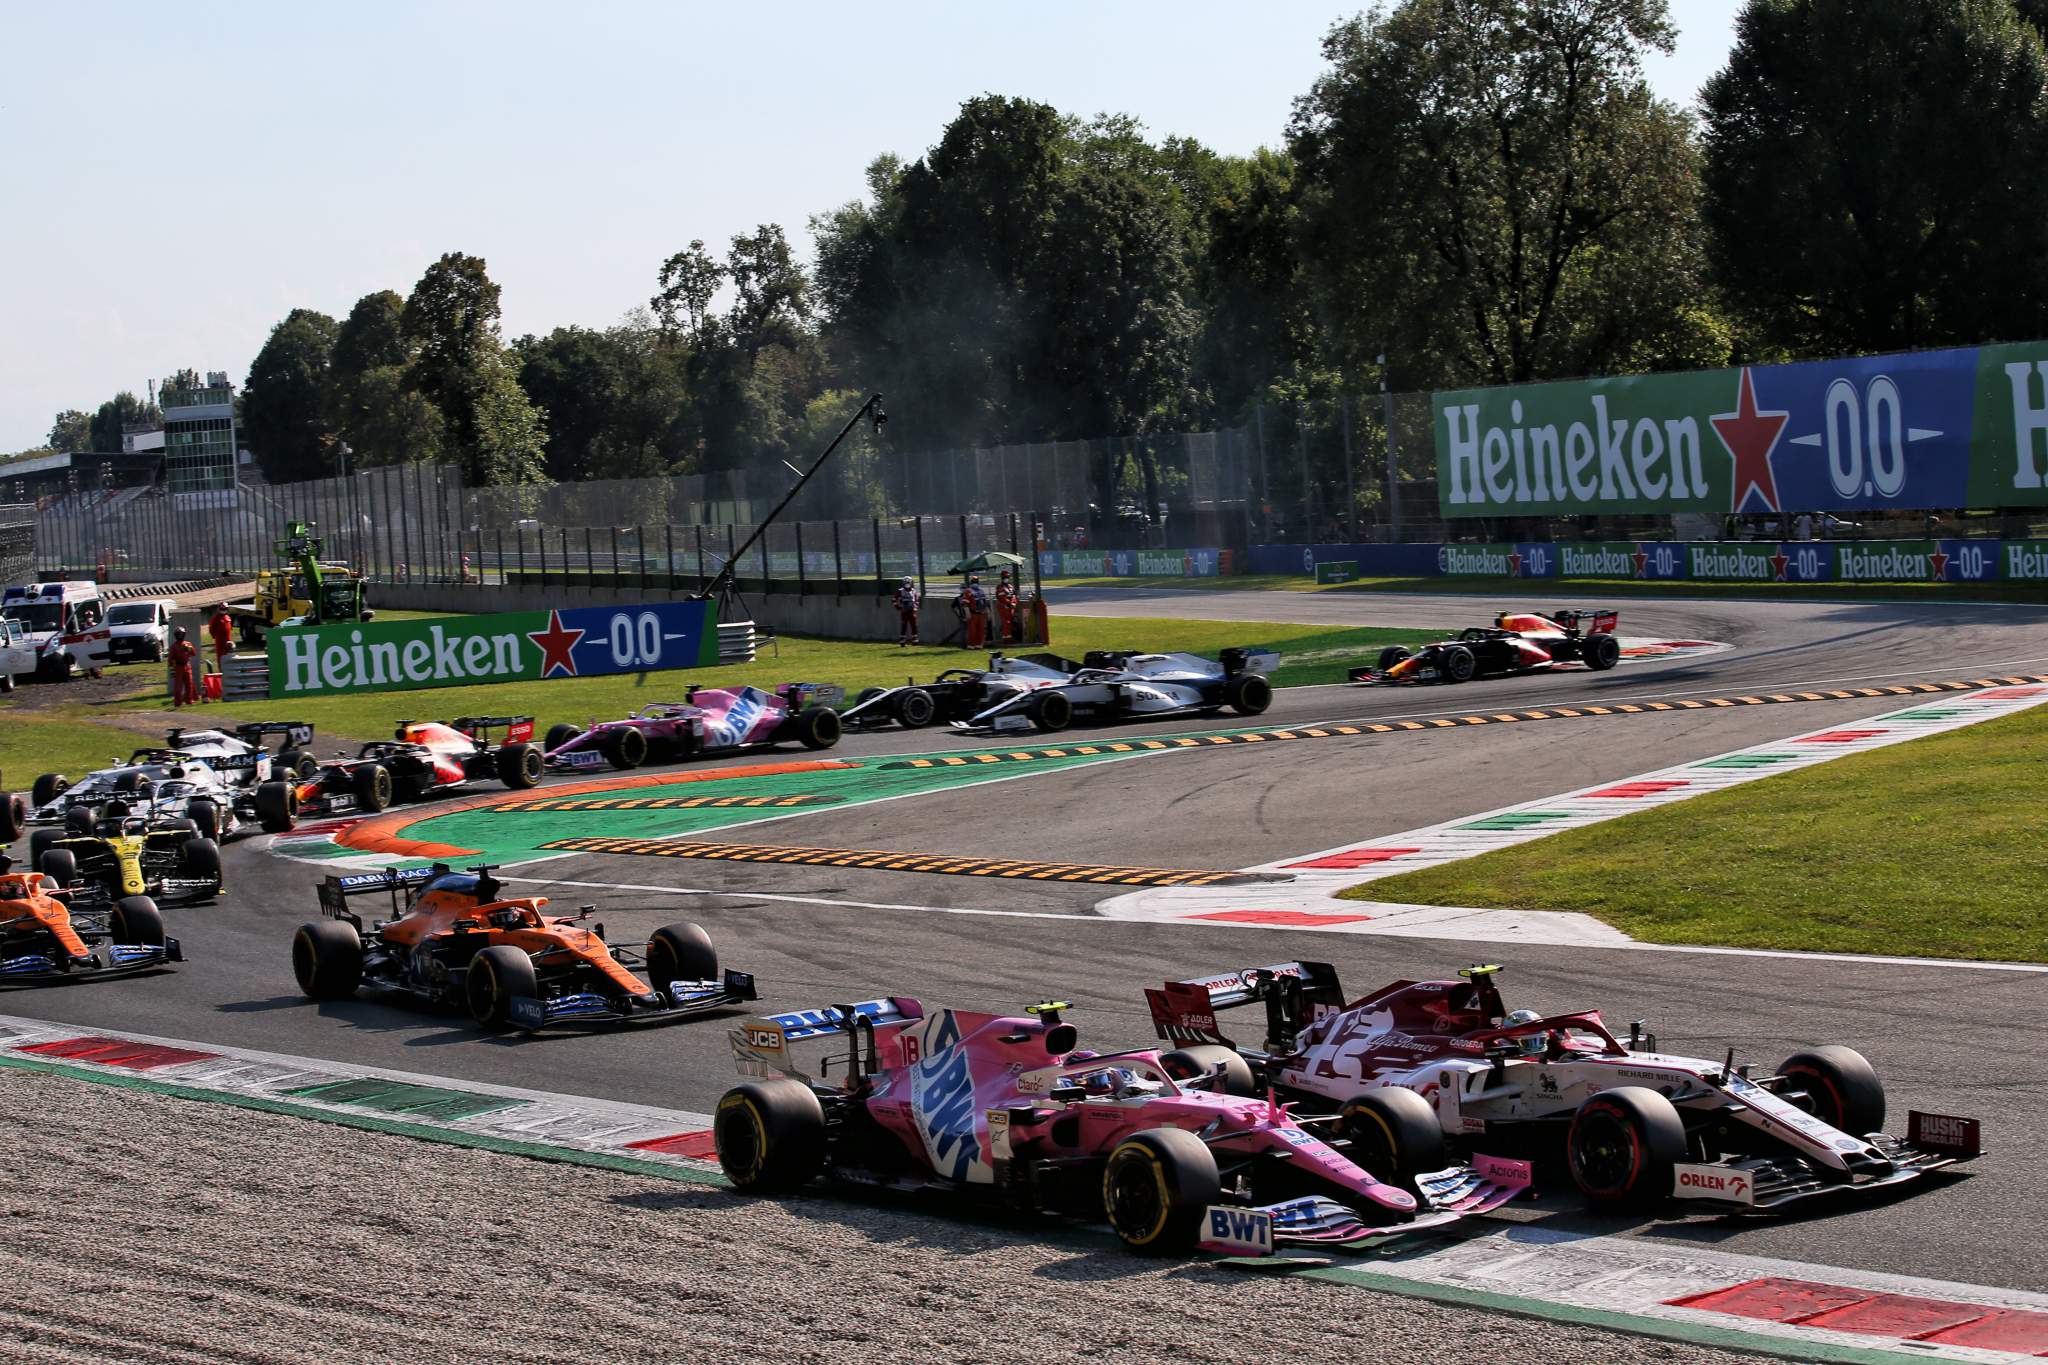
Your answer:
[317,865,436,918]
[450,715,535,743]
[230,722,316,748]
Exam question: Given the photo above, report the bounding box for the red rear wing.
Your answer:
[1552,609,1618,635]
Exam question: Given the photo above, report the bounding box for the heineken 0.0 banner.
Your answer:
[1435,340,2048,518]
[269,600,719,697]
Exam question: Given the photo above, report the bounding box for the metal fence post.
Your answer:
[795,522,806,598]
[1380,353,1401,535]
[695,525,705,589]
[638,525,647,593]
[871,517,883,595]
[758,529,770,596]
[913,517,926,601]
[833,519,844,596]
[1341,394,1357,543]
[584,527,593,587]
[958,513,968,570]
[664,524,674,591]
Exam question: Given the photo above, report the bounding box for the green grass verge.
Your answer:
[1351,706,2048,961]
[0,614,1428,775]
[1043,572,2048,603]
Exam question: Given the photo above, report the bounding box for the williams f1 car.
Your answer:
[254,716,543,832]
[542,683,843,771]
[291,863,756,1031]
[0,855,181,985]
[1144,961,1980,1213]
[714,996,1526,1257]
[841,648,1278,735]
[1351,610,1621,685]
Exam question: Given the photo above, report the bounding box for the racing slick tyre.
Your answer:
[31,774,65,810]
[352,763,394,812]
[790,706,842,751]
[496,742,544,789]
[1440,645,1477,684]
[1567,1086,1687,1212]
[1583,633,1622,671]
[603,726,649,770]
[716,1079,826,1193]
[39,848,78,887]
[100,800,132,821]
[113,772,144,794]
[544,723,582,753]
[292,920,363,999]
[1378,646,1412,673]
[1341,1088,1447,1189]
[255,780,300,833]
[1102,1128,1220,1255]
[1222,672,1273,716]
[1158,1045,1256,1097]
[1029,689,1073,733]
[110,896,166,947]
[277,749,320,781]
[186,797,222,841]
[30,829,60,869]
[0,792,21,844]
[852,687,886,709]
[466,944,540,1029]
[65,806,98,837]
[647,922,719,994]
[893,687,937,728]
[1780,1046,1885,1136]
[180,837,223,896]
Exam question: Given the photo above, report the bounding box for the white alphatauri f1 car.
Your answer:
[1143,961,1981,1213]
[842,649,1279,735]
[155,723,318,790]
[28,755,251,843]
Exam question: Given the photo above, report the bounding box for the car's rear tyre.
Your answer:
[31,774,66,810]
[544,723,582,753]
[1378,646,1412,673]
[647,922,719,994]
[466,944,539,1029]
[604,727,649,770]
[65,806,97,837]
[352,763,393,812]
[255,780,299,833]
[1440,645,1477,684]
[187,797,222,841]
[111,896,165,947]
[39,848,77,887]
[1584,633,1621,671]
[0,792,21,843]
[496,742,543,788]
[715,1079,826,1192]
[1102,1128,1220,1254]
[1567,1086,1686,1211]
[292,920,362,999]
[790,706,841,750]
[181,837,223,896]
[101,800,132,821]
[1780,1046,1885,1136]
[1223,672,1272,716]
[1158,1045,1255,1097]
[30,829,59,868]
[113,772,144,794]
[1029,690,1073,732]
[893,687,937,728]
[277,749,319,781]
[852,686,885,709]
[1341,1088,1447,1188]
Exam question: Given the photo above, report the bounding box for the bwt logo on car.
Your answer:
[911,1011,981,1182]
[1204,1207,1272,1249]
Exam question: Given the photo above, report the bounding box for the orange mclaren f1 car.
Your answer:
[0,853,182,984]
[291,863,755,1030]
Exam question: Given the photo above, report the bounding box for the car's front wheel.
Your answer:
[465,944,539,1029]
[1101,1128,1219,1254]
[1567,1087,1686,1211]
[255,780,299,833]
[1780,1046,1885,1136]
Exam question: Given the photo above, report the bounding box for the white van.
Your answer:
[0,617,33,692]
[0,581,113,678]
[104,598,175,664]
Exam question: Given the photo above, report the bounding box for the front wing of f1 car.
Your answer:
[0,935,184,985]
[504,969,759,1031]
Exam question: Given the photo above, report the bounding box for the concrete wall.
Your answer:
[371,580,909,642]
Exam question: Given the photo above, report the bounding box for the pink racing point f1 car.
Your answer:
[541,684,844,771]
[713,997,1526,1257]
[1144,961,1981,1213]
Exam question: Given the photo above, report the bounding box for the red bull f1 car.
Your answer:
[1351,609,1621,685]
[542,683,843,772]
[713,996,1526,1257]
[1144,960,1980,1213]
[291,863,756,1031]
[0,855,182,985]
[254,716,544,832]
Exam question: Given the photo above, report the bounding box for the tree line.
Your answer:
[26,0,2048,504]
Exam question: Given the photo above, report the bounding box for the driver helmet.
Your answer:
[1502,1009,1546,1055]
[1081,1067,1130,1098]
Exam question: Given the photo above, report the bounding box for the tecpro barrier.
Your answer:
[266,599,719,698]
[1248,539,2043,584]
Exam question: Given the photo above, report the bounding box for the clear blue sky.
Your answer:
[0,0,1743,453]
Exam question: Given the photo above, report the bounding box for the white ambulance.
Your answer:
[0,581,113,679]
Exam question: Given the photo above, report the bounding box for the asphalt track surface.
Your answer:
[9,588,2048,1295]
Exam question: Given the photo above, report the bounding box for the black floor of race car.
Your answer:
[6,589,2048,1293]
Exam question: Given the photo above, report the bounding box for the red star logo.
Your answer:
[1770,552,1789,581]
[1930,550,1950,580]
[1712,368,1790,513]
[526,609,585,679]
[1506,551,1523,577]
[1631,548,1648,578]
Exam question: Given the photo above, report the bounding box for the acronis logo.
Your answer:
[911,1010,982,1183]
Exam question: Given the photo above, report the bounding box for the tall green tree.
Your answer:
[650,240,725,345]
[1292,1,1721,389]
[514,316,692,481]
[327,290,417,463]
[242,309,339,482]
[1702,0,2048,356]
[46,410,93,453]
[401,253,547,485]
[88,392,159,458]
